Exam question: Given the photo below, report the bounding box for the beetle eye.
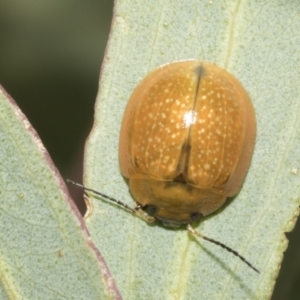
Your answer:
[145,205,158,216]
[190,212,202,222]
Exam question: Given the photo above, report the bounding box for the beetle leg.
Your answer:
[134,204,155,223]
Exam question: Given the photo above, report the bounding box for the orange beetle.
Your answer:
[119,60,256,227]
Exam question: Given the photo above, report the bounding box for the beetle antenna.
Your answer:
[67,179,155,222]
[187,224,260,274]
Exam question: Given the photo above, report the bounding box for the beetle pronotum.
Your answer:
[68,59,258,273]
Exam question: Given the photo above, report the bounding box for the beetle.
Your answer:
[68,59,258,273]
[119,60,256,227]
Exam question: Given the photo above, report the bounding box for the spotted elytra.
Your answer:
[68,59,258,273]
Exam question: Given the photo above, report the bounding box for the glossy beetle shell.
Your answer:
[119,60,256,227]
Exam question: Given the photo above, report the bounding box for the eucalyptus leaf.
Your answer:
[84,1,300,299]
[0,86,120,299]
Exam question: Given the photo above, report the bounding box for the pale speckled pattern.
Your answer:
[119,60,256,197]
[190,64,243,190]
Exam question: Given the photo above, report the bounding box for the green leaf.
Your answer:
[85,1,300,299]
[0,86,120,299]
